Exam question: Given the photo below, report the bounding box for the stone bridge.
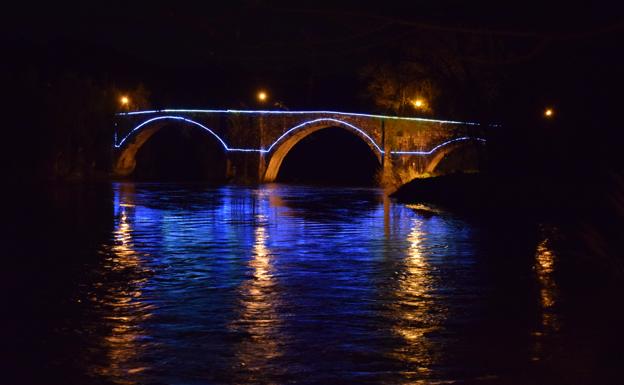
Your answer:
[113,109,487,188]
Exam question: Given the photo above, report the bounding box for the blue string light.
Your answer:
[114,115,486,156]
[264,118,384,154]
[114,116,229,150]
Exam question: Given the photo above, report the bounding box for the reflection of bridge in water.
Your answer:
[113,109,489,188]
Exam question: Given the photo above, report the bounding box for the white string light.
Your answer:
[116,109,483,125]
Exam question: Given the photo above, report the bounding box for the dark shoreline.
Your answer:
[391,173,591,219]
[391,172,624,279]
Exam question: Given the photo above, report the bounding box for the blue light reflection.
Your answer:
[106,183,480,382]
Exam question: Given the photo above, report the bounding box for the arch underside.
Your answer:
[263,122,383,182]
[115,123,164,176]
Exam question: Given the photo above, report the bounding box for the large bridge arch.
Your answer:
[114,116,228,176]
[263,118,383,182]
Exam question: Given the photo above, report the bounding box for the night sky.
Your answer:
[6,3,624,116]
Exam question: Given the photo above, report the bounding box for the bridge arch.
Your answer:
[263,118,383,182]
[424,137,486,174]
[114,116,228,176]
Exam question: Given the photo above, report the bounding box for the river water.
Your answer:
[5,183,623,384]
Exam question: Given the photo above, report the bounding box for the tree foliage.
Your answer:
[7,67,151,180]
[361,62,439,115]
[361,31,507,119]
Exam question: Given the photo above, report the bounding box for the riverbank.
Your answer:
[391,172,624,278]
[391,172,598,218]
[392,173,542,216]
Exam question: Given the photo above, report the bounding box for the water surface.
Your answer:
[6,183,623,384]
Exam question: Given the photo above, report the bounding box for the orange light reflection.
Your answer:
[389,218,443,377]
[90,187,153,384]
[230,217,283,379]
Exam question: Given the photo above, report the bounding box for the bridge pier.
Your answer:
[112,148,137,178]
[225,151,265,184]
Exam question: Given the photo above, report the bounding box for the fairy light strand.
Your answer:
[114,115,486,156]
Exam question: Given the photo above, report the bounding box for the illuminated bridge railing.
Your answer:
[114,109,492,156]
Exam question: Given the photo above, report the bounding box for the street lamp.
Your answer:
[544,107,554,118]
[411,98,425,109]
[120,96,130,109]
[257,91,268,103]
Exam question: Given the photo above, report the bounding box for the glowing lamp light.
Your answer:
[120,96,130,106]
[412,99,424,108]
[544,108,554,118]
[257,91,268,102]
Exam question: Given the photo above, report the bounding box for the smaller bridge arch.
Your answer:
[263,118,383,182]
[424,137,487,174]
[114,116,229,176]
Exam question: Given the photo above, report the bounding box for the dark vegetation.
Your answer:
[392,111,624,276]
[5,65,149,182]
